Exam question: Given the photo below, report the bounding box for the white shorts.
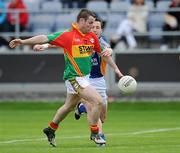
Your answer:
[88,76,107,105]
[65,75,90,94]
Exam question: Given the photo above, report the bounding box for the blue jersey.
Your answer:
[89,35,110,78]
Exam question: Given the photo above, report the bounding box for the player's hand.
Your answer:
[101,47,113,57]
[33,44,46,51]
[9,39,23,48]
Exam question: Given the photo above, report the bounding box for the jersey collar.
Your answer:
[72,23,86,37]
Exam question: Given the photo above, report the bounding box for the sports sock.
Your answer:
[78,103,87,114]
[99,133,106,140]
[49,122,59,131]
[90,125,99,134]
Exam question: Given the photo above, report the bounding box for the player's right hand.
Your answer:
[33,44,46,51]
[9,39,23,48]
[101,47,113,57]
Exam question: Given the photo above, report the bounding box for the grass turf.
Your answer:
[0,101,180,153]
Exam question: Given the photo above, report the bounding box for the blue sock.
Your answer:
[78,103,87,114]
[99,133,106,140]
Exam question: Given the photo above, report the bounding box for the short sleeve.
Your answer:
[47,31,63,42]
[47,31,69,49]
[99,36,110,49]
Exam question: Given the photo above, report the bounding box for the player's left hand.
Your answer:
[9,39,23,48]
[101,47,113,56]
[33,44,46,51]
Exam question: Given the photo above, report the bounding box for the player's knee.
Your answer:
[96,96,103,107]
[91,95,102,109]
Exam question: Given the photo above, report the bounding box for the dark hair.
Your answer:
[95,17,103,28]
[93,13,106,29]
[131,0,145,5]
[77,8,95,22]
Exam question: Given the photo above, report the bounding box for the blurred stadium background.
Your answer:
[0,0,180,101]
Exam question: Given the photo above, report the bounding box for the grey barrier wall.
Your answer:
[0,52,179,83]
[0,54,64,83]
[115,53,180,82]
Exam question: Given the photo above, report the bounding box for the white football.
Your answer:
[118,75,137,94]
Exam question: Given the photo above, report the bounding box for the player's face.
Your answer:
[91,21,102,37]
[80,16,95,34]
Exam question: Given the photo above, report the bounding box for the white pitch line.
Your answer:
[0,127,180,144]
[0,138,46,144]
[0,136,89,144]
[107,127,180,136]
[129,127,180,135]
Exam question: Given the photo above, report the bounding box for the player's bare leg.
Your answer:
[79,85,102,125]
[52,94,80,123]
[83,102,92,124]
[79,85,106,145]
[75,99,107,142]
[86,100,107,142]
[86,102,107,139]
[84,102,106,146]
[100,103,107,124]
[43,94,80,147]
[99,103,108,140]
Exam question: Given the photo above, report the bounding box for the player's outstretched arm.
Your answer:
[9,35,49,48]
[103,56,124,78]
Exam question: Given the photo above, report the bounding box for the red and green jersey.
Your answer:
[47,23,102,80]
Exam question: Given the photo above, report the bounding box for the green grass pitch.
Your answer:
[0,101,180,153]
